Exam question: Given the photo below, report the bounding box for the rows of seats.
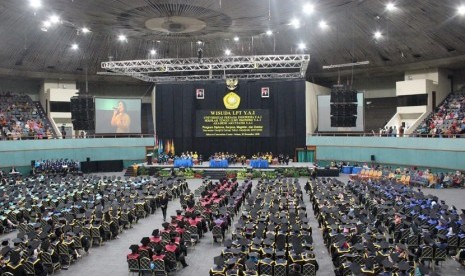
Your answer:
[126,178,252,274]
[311,177,465,275]
[0,174,184,274]
[210,178,317,276]
[415,91,465,137]
[0,91,54,140]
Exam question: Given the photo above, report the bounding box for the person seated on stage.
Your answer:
[127,244,140,261]
[284,155,290,165]
[165,237,189,268]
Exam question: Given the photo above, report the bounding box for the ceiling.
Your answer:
[1,0,465,83]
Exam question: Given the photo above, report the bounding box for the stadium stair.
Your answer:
[202,170,226,179]
[33,101,58,138]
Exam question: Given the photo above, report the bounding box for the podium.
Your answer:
[146,153,153,165]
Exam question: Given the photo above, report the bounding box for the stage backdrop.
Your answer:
[156,79,306,158]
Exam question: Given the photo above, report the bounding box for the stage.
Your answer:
[139,161,315,170]
[132,161,339,178]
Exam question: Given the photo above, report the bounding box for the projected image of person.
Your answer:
[111,100,131,133]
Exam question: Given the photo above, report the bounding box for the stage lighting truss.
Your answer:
[99,54,310,82]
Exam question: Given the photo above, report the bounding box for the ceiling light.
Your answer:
[49,15,60,24]
[386,3,396,11]
[29,0,42,8]
[319,20,328,29]
[458,5,465,15]
[266,30,273,36]
[81,27,90,34]
[303,3,315,14]
[71,44,79,50]
[150,49,156,55]
[374,31,383,39]
[224,49,231,56]
[42,21,51,28]
[298,43,306,50]
[233,36,239,42]
[118,34,127,42]
[290,18,301,28]
[196,40,203,45]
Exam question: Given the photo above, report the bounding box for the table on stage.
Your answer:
[351,167,362,174]
[250,159,269,168]
[342,166,353,174]
[209,159,228,168]
[174,159,193,168]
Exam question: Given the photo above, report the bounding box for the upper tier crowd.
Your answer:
[0,92,53,140]
[415,92,465,137]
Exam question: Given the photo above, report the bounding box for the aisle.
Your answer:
[300,178,335,276]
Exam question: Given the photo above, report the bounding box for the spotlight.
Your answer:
[197,40,203,45]
[386,3,396,11]
[49,15,60,24]
[118,34,127,42]
[266,30,273,36]
[71,44,79,50]
[234,36,239,42]
[303,3,315,14]
[81,27,90,34]
[374,31,383,39]
[224,49,231,56]
[298,42,306,50]
[319,20,328,29]
[290,18,300,28]
[29,0,42,8]
[150,49,156,55]
[458,5,465,15]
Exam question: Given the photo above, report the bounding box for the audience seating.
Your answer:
[0,91,55,140]
[415,91,465,137]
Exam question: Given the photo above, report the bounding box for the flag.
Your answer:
[154,134,158,151]
[158,139,163,154]
[171,139,175,155]
[165,140,170,154]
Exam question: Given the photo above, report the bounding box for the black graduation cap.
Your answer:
[379,240,390,249]
[162,222,170,229]
[152,229,160,237]
[226,258,237,266]
[231,248,241,255]
[353,243,364,251]
[350,262,362,275]
[381,259,393,268]
[398,261,410,271]
[29,240,40,250]
[12,238,22,245]
[176,210,183,214]
[245,260,256,271]
[213,256,224,267]
[140,237,150,245]
[396,243,406,250]
[129,244,139,252]
[10,250,21,264]
[248,252,258,258]
[276,250,285,257]
[0,246,10,256]
[437,234,447,240]
[224,239,232,248]
[1,238,9,246]
[364,258,374,270]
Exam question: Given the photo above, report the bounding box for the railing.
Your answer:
[2,132,465,140]
[308,132,465,138]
